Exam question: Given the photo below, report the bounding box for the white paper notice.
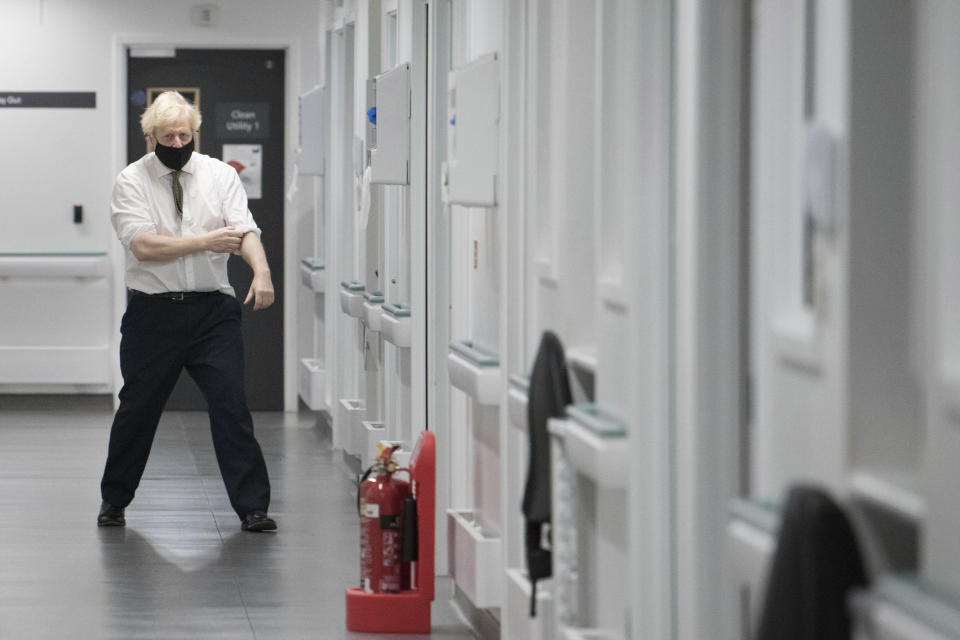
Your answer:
[222,144,263,199]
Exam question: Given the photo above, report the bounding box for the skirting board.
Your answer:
[449,582,500,640]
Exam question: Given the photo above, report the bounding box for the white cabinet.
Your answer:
[447,339,501,406]
[299,257,325,292]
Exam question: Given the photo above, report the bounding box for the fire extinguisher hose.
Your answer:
[401,494,418,562]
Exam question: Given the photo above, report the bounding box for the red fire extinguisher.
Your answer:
[358,445,411,593]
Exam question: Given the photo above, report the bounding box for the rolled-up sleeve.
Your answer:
[219,164,261,237]
[111,171,157,248]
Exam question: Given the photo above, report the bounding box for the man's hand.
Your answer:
[244,270,275,310]
[205,226,245,254]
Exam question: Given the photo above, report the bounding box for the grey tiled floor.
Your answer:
[0,397,476,639]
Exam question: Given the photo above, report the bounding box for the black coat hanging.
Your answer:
[521,330,573,617]
[756,484,869,640]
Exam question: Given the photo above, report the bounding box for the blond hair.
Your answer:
[140,91,202,138]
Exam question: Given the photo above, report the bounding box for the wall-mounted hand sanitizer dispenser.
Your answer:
[370,63,410,185]
[365,77,377,156]
[447,52,498,207]
[298,85,325,176]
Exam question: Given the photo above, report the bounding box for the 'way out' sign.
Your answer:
[0,92,96,108]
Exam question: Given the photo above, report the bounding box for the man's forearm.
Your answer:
[130,232,207,262]
[130,227,244,262]
[239,232,270,275]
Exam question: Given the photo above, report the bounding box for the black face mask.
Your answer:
[154,138,195,171]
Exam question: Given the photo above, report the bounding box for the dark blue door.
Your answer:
[126,48,285,410]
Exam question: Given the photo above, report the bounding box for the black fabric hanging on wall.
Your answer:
[756,484,869,640]
[521,330,573,617]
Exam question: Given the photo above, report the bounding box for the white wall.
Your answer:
[0,0,321,401]
[749,0,850,500]
[918,0,960,598]
[1,0,320,253]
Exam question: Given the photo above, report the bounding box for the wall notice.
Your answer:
[215,103,269,138]
[223,144,263,200]
[0,92,95,108]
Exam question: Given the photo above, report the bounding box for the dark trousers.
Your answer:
[100,292,270,519]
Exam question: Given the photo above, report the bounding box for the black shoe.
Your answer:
[241,510,277,532]
[97,500,125,527]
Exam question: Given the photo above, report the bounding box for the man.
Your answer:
[98,91,276,532]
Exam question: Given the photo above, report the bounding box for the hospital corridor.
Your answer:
[2,0,960,639]
[0,397,478,639]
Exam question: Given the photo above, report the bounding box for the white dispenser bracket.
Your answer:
[446,53,499,206]
[370,63,411,185]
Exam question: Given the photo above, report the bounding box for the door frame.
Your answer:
[110,34,303,411]
[673,0,749,638]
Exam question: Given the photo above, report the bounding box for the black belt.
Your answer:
[129,289,220,301]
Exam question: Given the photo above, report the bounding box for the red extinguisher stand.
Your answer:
[346,430,436,633]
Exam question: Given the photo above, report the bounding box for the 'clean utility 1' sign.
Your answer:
[215,103,270,139]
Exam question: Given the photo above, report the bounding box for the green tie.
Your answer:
[171,170,184,216]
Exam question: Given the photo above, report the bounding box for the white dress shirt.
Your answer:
[111,151,261,296]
